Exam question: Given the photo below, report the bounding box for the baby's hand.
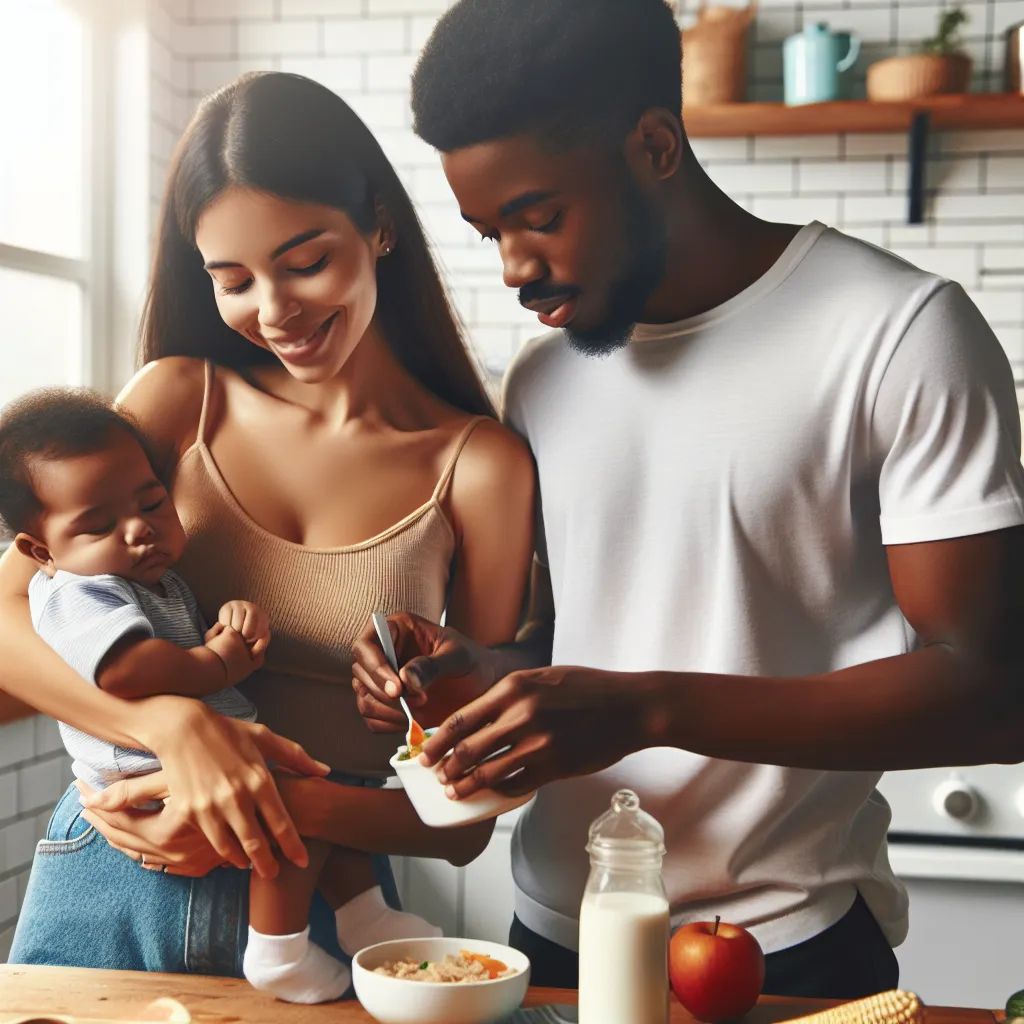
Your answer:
[216,600,271,655]
[206,626,264,685]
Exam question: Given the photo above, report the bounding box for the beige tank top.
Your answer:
[171,361,485,777]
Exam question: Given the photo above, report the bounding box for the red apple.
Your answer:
[669,916,766,1022]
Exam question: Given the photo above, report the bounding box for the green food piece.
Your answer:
[419,961,429,970]
[1006,991,1024,1017]
[397,750,411,761]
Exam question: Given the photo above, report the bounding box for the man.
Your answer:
[351,0,1024,999]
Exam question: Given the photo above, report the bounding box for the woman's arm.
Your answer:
[0,543,323,876]
[351,420,537,730]
[419,419,536,724]
[0,548,154,747]
[82,772,495,871]
[281,776,494,868]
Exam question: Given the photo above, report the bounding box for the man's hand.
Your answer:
[211,600,271,655]
[418,666,653,798]
[351,612,498,733]
[206,626,263,685]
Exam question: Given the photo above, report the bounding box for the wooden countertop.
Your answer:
[0,965,1001,1024]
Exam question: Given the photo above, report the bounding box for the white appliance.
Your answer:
[878,765,1024,1008]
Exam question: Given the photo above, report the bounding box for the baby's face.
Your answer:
[27,430,186,585]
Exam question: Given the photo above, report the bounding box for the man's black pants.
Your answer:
[509,893,899,999]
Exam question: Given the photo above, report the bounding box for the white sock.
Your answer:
[243,926,351,1004]
[334,885,442,956]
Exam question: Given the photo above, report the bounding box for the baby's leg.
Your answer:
[324,846,442,956]
[243,840,351,1004]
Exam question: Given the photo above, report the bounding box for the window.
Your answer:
[0,0,96,409]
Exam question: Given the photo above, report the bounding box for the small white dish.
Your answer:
[352,936,531,1024]
[390,730,535,828]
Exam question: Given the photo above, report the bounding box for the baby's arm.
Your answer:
[97,627,258,700]
[31,573,262,702]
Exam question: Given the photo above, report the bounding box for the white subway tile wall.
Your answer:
[144,0,1024,378]
[0,717,73,961]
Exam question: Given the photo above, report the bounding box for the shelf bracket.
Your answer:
[907,110,930,225]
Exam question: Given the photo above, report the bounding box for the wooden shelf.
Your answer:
[684,93,1024,138]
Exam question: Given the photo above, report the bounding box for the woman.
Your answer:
[1,72,534,977]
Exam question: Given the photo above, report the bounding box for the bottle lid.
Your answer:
[587,789,666,864]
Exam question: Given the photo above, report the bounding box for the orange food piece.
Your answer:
[407,719,425,750]
[460,950,508,979]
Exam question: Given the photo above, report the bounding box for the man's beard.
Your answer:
[565,174,670,357]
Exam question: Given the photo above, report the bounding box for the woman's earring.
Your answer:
[381,242,393,256]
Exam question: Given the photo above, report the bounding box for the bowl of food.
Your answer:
[352,936,531,1024]
[390,728,535,828]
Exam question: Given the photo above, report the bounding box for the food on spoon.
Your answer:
[397,726,436,761]
[373,950,516,982]
[407,718,426,754]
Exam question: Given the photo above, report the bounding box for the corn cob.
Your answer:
[778,989,924,1024]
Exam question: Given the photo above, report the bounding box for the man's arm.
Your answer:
[421,525,1024,796]
[643,525,1024,770]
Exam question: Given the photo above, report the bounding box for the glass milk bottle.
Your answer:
[578,789,670,1024]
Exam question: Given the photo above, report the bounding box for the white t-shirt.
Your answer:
[501,222,1024,956]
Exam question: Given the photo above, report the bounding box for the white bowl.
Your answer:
[389,737,534,828]
[352,936,531,1024]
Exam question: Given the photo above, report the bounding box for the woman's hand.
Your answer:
[78,778,227,877]
[351,612,498,732]
[136,698,331,878]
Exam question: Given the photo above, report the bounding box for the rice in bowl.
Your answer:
[374,951,518,983]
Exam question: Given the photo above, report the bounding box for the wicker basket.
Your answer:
[681,0,757,107]
[866,53,972,101]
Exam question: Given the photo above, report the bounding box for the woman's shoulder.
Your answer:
[449,414,535,501]
[116,356,208,455]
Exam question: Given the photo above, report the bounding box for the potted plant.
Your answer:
[867,6,972,101]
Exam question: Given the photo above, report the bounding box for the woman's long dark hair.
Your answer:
[139,72,495,417]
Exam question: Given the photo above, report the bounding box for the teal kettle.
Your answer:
[783,23,861,105]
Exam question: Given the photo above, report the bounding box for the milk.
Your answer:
[578,790,670,1024]
[578,890,670,1024]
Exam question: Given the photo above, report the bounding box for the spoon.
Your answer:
[372,611,425,750]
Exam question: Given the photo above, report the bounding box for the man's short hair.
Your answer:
[0,388,159,536]
[411,0,683,153]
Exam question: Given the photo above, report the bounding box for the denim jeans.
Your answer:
[8,773,402,976]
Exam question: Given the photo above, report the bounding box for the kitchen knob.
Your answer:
[932,780,979,821]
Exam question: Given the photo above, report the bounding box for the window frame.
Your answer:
[0,0,112,399]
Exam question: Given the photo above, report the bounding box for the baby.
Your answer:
[0,388,439,1003]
